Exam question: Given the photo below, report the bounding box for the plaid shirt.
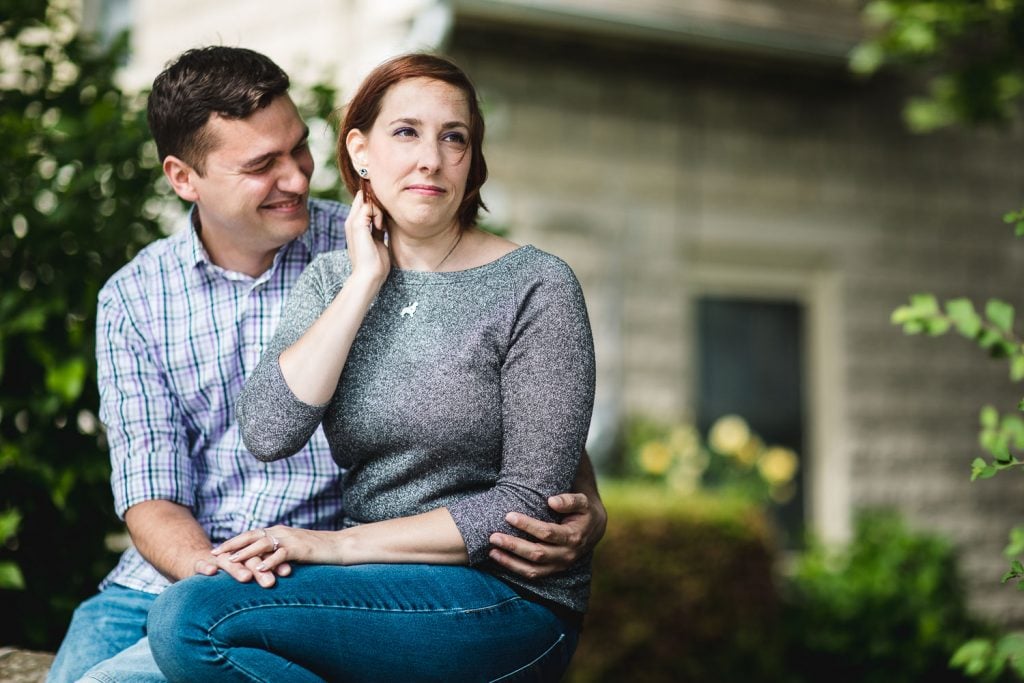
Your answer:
[96,199,349,594]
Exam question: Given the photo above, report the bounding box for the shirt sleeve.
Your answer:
[97,279,194,519]
[236,255,341,461]
[447,259,596,564]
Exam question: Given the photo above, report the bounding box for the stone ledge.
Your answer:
[0,648,54,683]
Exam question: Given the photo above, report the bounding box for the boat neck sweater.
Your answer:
[236,245,596,614]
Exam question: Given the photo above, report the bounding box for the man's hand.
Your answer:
[488,491,607,580]
[125,500,290,588]
[193,549,292,588]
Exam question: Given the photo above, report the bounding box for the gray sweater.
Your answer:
[236,245,596,614]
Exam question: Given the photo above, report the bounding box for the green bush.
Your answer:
[0,3,342,648]
[780,512,1004,683]
[0,3,165,648]
[568,481,781,682]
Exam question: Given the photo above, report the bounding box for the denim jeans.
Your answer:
[148,564,579,682]
[47,585,164,683]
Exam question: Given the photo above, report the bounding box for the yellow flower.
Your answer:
[668,425,700,459]
[757,446,799,485]
[708,415,750,455]
[638,441,673,475]
[735,435,764,467]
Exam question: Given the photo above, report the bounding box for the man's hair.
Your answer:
[147,46,290,174]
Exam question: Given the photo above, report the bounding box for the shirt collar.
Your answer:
[179,204,313,283]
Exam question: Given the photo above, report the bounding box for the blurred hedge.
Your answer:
[568,481,781,682]
[568,487,1006,683]
[781,512,1003,683]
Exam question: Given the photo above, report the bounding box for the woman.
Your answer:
[148,53,595,682]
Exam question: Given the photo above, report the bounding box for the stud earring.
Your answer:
[358,168,369,178]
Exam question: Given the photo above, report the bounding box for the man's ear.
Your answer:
[163,155,200,202]
[345,128,368,173]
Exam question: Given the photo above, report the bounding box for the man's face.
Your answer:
[185,94,313,273]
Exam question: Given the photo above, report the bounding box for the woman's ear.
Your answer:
[346,128,368,175]
[163,155,200,203]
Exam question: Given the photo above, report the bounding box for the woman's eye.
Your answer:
[393,127,417,138]
[443,132,467,145]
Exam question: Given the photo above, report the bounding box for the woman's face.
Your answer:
[350,77,472,236]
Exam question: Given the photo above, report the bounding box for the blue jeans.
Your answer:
[47,585,165,683]
[148,564,579,682]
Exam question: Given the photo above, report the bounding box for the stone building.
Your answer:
[91,0,1024,623]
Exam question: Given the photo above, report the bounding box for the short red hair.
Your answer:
[337,53,488,230]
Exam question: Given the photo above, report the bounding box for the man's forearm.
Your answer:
[124,499,212,583]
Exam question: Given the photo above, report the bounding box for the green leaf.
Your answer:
[850,42,884,74]
[972,458,996,480]
[891,305,915,325]
[910,293,940,315]
[992,443,1013,464]
[1013,356,1024,382]
[925,317,951,336]
[0,562,24,590]
[981,405,1000,429]
[903,320,924,335]
[979,328,1004,350]
[951,638,994,674]
[0,509,21,543]
[1006,526,1024,557]
[947,298,981,338]
[987,299,1015,334]
[44,357,87,404]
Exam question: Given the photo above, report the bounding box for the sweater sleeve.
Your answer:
[447,259,596,564]
[237,254,345,461]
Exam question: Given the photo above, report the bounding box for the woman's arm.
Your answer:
[489,452,607,577]
[237,191,389,459]
[213,508,469,569]
[448,257,596,565]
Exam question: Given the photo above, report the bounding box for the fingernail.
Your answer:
[228,553,239,561]
[257,563,267,572]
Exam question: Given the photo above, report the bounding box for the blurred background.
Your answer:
[6,0,1024,680]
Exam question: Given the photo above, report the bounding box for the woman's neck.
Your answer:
[389,224,468,272]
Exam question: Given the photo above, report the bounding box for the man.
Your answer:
[48,46,606,682]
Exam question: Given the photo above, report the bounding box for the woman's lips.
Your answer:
[406,185,446,196]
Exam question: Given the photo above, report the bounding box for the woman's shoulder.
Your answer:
[306,249,354,280]
[505,245,581,288]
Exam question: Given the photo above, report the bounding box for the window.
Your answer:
[697,296,806,545]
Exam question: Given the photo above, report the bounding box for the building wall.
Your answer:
[447,25,1024,623]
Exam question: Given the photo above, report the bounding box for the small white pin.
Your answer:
[400,301,418,317]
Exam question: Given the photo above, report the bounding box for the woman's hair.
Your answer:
[337,53,488,230]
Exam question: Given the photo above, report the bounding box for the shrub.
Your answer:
[568,481,781,682]
[780,511,1003,683]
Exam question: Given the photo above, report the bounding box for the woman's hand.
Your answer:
[212,526,338,575]
[345,189,390,285]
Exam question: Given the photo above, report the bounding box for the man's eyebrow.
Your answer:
[240,126,310,169]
